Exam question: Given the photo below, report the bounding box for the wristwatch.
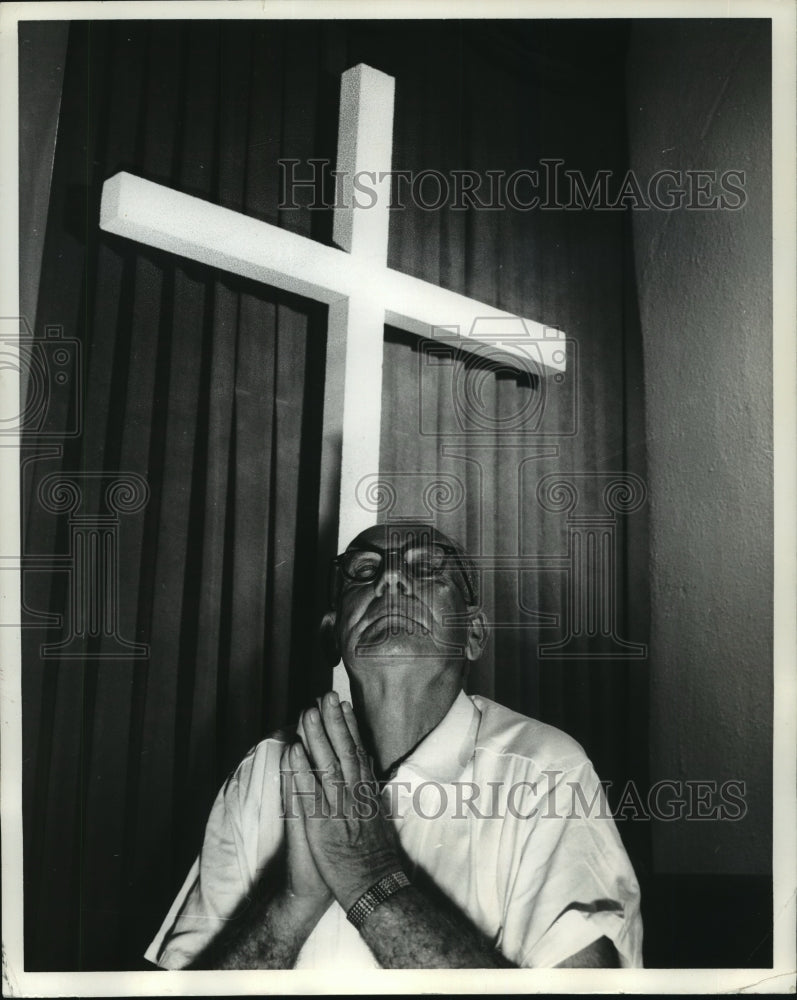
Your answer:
[346,870,411,930]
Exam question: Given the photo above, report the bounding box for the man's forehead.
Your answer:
[345,523,457,552]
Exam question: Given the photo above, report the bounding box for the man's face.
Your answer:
[333,524,481,675]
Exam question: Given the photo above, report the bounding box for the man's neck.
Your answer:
[349,667,462,776]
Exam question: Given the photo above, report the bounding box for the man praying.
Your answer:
[145,523,642,969]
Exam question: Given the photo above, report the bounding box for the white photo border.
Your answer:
[1,0,794,995]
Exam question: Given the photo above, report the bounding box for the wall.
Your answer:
[626,20,772,875]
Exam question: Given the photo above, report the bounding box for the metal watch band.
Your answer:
[346,870,411,930]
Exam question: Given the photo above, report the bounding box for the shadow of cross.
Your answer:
[98,63,567,696]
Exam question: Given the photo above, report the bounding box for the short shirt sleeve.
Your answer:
[498,759,643,968]
[144,738,284,969]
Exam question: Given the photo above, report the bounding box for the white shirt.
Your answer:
[146,691,643,968]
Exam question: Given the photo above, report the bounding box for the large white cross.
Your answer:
[99,64,566,693]
[100,64,565,547]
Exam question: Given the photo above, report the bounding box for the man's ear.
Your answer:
[319,610,340,666]
[464,608,489,662]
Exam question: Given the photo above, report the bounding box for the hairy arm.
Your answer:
[355,883,511,968]
[191,886,616,970]
[356,888,618,969]
[191,744,333,970]
[188,889,326,970]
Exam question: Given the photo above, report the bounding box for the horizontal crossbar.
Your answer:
[100,172,566,375]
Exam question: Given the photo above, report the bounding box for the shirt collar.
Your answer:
[392,688,480,784]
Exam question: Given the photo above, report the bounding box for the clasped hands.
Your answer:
[279,691,403,919]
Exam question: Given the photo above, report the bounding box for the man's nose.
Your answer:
[373,557,413,596]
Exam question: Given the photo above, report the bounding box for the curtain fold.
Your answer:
[22,19,649,970]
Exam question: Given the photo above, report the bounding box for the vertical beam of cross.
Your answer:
[319,65,394,558]
[321,66,393,699]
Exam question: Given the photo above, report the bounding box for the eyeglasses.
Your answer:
[332,541,476,605]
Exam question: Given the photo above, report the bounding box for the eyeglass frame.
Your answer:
[329,539,478,609]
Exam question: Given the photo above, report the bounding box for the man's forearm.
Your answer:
[354,884,619,969]
[189,890,327,970]
[355,884,512,968]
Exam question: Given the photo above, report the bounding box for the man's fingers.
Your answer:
[289,741,325,819]
[300,707,337,772]
[280,743,309,826]
[303,707,350,812]
[341,700,377,784]
[339,699,364,749]
[320,692,361,787]
[297,695,374,809]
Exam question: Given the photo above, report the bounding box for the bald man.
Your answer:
[146,524,642,969]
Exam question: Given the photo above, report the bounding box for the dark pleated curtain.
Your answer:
[22,19,649,971]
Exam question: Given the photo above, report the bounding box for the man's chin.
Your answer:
[354,617,434,656]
